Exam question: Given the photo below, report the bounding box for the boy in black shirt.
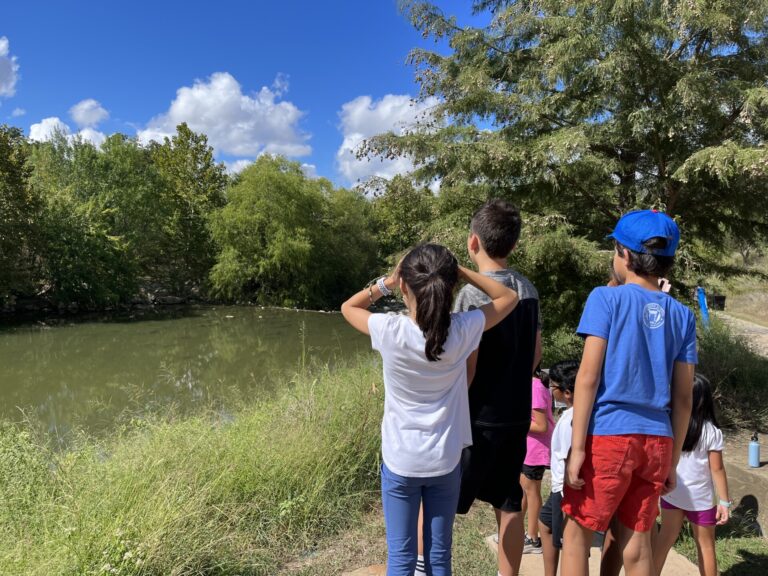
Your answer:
[455,199,541,576]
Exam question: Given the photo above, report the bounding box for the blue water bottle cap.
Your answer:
[752,432,759,442]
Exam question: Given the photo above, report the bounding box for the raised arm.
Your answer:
[458,265,519,331]
[566,335,607,490]
[340,274,397,335]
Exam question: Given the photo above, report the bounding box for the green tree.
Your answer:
[37,193,136,307]
[209,156,322,305]
[310,185,379,306]
[28,133,139,307]
[94,134,169,280]
[149,123,228,293]
[365,0,768,248]
[370,175,435,261]
[209,156,377,308]
[0,126,40,303]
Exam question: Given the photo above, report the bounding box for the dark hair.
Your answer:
[543,360,580,394]
[399,243,459,361]
[470,199,522,258]
[682,374,719,452]
[615,238,675,278]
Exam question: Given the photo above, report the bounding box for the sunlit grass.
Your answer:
[0,357,384,575]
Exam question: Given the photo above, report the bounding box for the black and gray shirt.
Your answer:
[453,268,540,428]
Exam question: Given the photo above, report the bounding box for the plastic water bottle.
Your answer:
[749,432,760,468]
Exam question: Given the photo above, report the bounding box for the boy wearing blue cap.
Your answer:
[561,210,697,576]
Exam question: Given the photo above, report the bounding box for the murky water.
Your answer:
[0,306,368,438]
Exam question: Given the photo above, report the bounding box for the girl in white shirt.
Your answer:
[653,374,731,576]
[341,243,519,576]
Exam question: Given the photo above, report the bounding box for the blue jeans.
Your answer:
[381,462,461,576]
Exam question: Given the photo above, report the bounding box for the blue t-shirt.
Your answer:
[577,284,698,437]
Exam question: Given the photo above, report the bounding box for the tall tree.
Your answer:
[208,156,377,308]
[0,126,40,302]
[370,175,435,260]
[149,123,228,293]
[365,0,768,247]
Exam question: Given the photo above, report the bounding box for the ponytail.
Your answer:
[400,244,458,361]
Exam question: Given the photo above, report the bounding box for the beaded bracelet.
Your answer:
[376,276,392,297]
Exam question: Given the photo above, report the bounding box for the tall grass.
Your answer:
[698,319,768,430]
[0,358,384,575]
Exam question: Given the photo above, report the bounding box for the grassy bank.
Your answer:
[698,319,768,430]
[0,358,384,575]
[2,318,767,575]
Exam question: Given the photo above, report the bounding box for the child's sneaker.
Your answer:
[522,535,542,554]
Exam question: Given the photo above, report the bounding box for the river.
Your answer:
[0,306,369,440]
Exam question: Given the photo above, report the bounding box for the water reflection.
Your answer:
[0,306,368,439]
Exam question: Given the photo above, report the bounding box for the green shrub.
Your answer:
[698,320,768,430]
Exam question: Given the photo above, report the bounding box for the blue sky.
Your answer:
[0,1,479,186]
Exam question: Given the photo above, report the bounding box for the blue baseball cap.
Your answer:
[607,209,680,257]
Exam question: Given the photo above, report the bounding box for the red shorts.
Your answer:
[562,434,672,532]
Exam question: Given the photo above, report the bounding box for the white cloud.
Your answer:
[0,37,20,98]
[224,159,253,174]
[77,127,107,146]
[29,117,71,141]
[69,98,109,128]
[336,94,439,186]
[11,107,25,117]
[301,163,318,179]
[138,72,311,160]
[29,116,105,147]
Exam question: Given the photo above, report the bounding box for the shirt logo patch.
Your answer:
[643,303,665,329]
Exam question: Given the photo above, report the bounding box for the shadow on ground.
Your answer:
[719,495,763,538]
[721,549,768,576]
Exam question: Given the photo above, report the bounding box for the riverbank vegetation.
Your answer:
[0,359,383,575]
[2,344,765,576]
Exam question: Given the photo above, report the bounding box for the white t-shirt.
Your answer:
[662,421,724,511]
[549,407,573,494]
[368,309,485,478]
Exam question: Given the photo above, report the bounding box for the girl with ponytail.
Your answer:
[341,243,519,576]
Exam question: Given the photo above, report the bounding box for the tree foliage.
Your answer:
[22,125,229,308]
[0,126,39,303]
[365,0,768,248]
[149,123,228,291]
[209,156,376,308]
[370,175,435,261]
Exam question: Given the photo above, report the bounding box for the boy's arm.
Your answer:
[533,329,542,374]
[458,266,519,331]
[709,450,731,524]
[566,335,607,490]
[664,361,695,494]
[340,275,397,335]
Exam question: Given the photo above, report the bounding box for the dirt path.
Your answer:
[716,312,768,357]
[343,537,701,576]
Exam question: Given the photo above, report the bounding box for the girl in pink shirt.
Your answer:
[520,375,555,553]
